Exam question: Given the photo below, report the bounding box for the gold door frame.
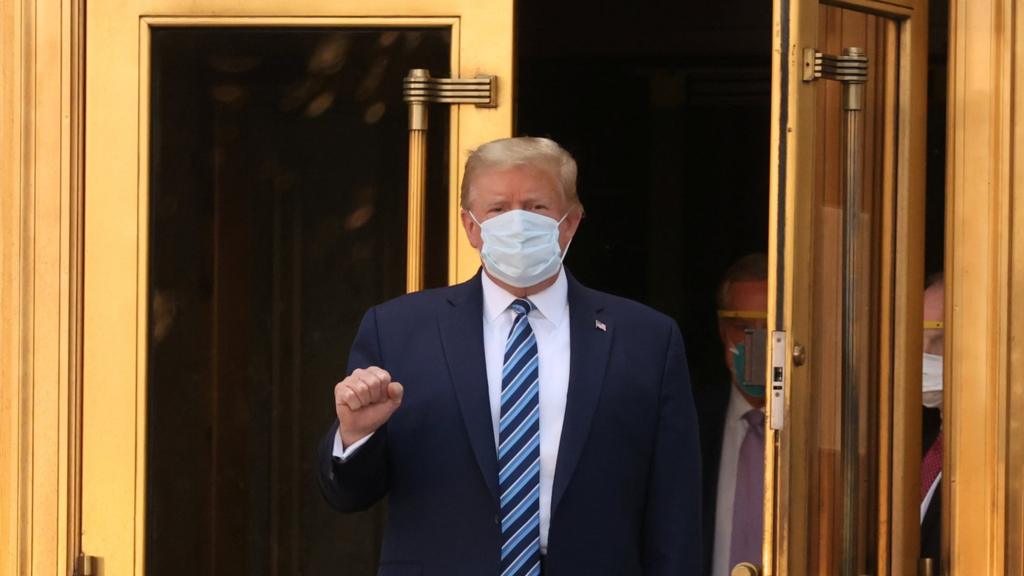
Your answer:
[121,14,464,572]
[945,0,1024,573]
[0,0,87,574]
[76,1,512,574]
[7,0,1024,573]
[767,0,927,574]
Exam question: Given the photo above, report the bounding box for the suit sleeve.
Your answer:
[317,306,391,512]
[642,322,703,574]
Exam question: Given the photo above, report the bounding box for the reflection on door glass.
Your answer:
[806,8,896,575]
[147,27,450,576]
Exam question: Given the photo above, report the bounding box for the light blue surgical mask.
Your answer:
[470,209,570,288]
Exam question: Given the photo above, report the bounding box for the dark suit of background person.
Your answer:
[697,254,768,576]
[316,137,702,576]
[921,407,942,560]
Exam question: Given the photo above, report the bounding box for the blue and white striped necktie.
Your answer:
[498,298,542,576]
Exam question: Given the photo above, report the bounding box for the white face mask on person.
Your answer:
[470,209,570,288]
[922,353,943,408]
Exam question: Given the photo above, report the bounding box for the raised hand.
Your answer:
[334,366,404,447]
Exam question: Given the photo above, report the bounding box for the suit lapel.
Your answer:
[438,273,499,502]
[552,273,612,514]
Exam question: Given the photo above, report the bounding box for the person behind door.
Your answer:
[920,272,944,562]
[701,253,768,576]
[317,136,702,575]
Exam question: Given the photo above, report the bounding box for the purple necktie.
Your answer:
[921,433,942,500]
[730,408,765,569]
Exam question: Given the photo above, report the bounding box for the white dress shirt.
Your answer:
[481,268,570,554]
[712,384,760,576]
[335,268,571,554]
[921,472,941,523]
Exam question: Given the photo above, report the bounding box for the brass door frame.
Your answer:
[945,0,1024,573]
[78,2,513,574]
[767,0,927,574]
[0,0,86,574]
[8,0,1024,573]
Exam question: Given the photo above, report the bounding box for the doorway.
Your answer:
[517,4,772,573]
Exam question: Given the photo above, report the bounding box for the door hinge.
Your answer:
[74,554,98,576]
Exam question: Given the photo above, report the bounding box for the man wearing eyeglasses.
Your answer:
[701,253,768,576]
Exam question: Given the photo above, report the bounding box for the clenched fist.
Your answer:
[335,366,404,448]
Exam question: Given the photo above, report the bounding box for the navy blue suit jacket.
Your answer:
[318,270,702,575]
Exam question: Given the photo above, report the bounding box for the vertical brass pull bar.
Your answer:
[803,46,869,576]
[402,69,497,293]
[405,69,430,294]
[839,46,866,576]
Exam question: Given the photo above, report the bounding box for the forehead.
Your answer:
[724,280,768,310]
[469,164,563,205]
[923,282,944,321]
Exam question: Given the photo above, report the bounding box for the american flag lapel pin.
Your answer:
[595,319,607,332]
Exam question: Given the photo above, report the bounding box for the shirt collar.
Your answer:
[481,267,569,327]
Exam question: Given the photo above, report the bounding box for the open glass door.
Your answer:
[81,1,512,574]
[764,0,928,575]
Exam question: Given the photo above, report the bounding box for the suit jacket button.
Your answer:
[494,515,500,525]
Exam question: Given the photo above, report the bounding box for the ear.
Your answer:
[558,208,584,249]
[461,209,483,250]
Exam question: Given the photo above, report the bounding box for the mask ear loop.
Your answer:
[557,212,573,262]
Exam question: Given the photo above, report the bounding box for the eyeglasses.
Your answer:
[717,310,768,320]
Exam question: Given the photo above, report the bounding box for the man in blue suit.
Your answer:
[318,137,702,575]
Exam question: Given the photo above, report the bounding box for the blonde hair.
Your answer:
[460,137,582,211]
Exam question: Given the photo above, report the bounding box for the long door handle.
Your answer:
[402,69,497,292]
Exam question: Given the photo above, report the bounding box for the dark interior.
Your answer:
[147,28,451,576]
[515,0,773,458]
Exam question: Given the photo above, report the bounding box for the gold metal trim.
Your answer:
[1,0,87,574]
[135,21,153,576]
[404,74,497,107]
[406,74,429,293]
[718,310,770,320]
[67,0,88,570]
[401,68,497,292]
[945,0,1021,572]
[1008,30,1024,562]
[803,48,870,83]
[0,2,26,572]
[139,15,459,27]
[923,321,944,329]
